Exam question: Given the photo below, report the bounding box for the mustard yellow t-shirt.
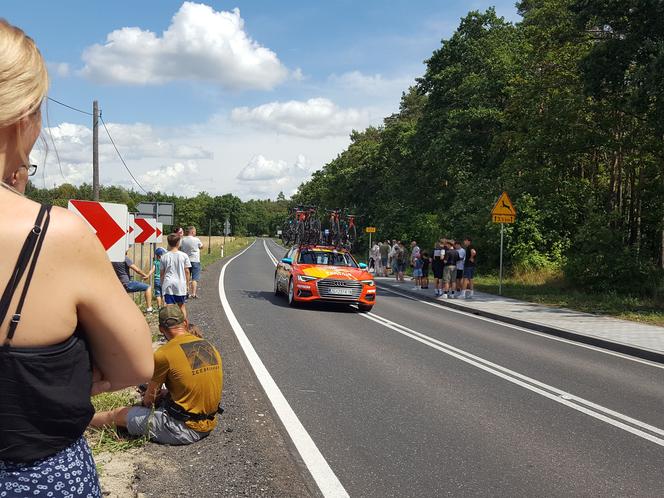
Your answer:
[152,333,223,432]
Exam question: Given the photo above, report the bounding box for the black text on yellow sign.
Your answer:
[365,227,376,233]
[492,214,515,224]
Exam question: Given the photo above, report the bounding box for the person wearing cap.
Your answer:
[151,247,167,308]
[89,305,223,445]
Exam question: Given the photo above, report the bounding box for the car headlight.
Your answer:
[361,279,375,286]
[298,275,317,282]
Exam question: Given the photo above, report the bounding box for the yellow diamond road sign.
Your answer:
[491,192,516,223]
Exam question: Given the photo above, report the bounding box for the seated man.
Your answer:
[90,305,223,445]
[112,249,154,313]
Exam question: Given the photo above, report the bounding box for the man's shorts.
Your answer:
[381,257,388,268]
[463,267,476,279]
[126,281,149,293]
[456,269,464,281]
[126,406,209,445]
[412,269,423,277]
[190,262,201,282]
[443,265,456,283]
[164,294,187,305]
[153,283,162,297]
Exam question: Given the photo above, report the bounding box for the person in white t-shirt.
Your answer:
[160,234,191,318]
[179,226,203,298]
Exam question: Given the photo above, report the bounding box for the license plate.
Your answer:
[329,288,353,296]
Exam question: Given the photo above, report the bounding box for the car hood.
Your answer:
[298,264,372,280]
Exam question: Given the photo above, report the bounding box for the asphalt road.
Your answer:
[221,238,664,497]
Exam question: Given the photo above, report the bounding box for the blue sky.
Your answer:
[6,1,520,198]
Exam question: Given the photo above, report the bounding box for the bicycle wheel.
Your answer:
[296,222,305,245]
[310,219,321,245]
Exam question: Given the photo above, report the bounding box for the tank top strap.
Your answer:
[0,204,52,346]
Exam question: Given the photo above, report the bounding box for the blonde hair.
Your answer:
[0,19,48,128]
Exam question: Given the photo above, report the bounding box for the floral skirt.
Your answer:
[0,436,100,497]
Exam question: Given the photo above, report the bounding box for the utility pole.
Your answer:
[92,100,99,201]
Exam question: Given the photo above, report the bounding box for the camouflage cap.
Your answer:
[159,305,185,328]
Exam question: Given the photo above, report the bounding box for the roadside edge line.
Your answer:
[219,239,349,498]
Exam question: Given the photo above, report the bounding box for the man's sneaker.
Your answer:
[442,293,448,299]
[412,286,420,291]
[145,307,153,313]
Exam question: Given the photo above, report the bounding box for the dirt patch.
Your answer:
[96,449,163,497]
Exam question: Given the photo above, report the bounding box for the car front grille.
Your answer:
[316,279,363,300]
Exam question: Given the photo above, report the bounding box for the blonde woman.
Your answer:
[0,19,153,496]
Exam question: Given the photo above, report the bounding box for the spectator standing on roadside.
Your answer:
[0,19,154,495]
[421,250,430,289]
[396,241,407,282]
[431,240,445,296]
[412,251,424,290]
[369,241,380,274]
[180,226,203,298]
[461,237,477,299]
[441,240,459,298]
[380,240,389,277]
[90,306,223,445]
[161,234,191,318]
[152,247,167,308]
[112,249,155,312]
[454,241,466,297]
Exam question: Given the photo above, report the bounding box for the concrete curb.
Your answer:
[376,282,664,365]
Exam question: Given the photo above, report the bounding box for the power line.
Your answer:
[44,100,67,182]
[99,114,150,196]
[47,96,93,116]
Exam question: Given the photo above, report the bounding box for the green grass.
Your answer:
[87,390,147,455]
[474,270,664,327]
[199,236,253,268]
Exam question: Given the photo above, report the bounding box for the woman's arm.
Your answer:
[54,209,153,390]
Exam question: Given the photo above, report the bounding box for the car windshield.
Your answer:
[298,250,357,268]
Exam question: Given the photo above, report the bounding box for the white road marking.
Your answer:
[361,311,664,447]
[377,284,664,371]
[264,239,279,265]
[264,238,664,445]
[219,240,349,498]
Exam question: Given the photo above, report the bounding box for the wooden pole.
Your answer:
[92,100,99,201]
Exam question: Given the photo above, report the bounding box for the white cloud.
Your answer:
[139,161,201,194]
[328,70,414,95]
[47,62,70,77]
[230,98,372,138]
[80,2,289,90]
[235,154,312,198]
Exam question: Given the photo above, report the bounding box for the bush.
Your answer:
[564,212,663,296]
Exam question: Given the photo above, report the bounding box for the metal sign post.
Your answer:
[491,192,516,296]
[208,218,212,255]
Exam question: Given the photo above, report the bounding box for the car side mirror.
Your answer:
[281,257,293,265]
[358,262,367,269]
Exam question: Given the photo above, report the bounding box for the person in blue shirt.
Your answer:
[152,247,167,308]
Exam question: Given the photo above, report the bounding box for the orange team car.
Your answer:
[274,245,377,312]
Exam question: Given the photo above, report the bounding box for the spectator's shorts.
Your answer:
[126,406,209,445]
[463,267,476,279]
[126,281,149,293]
[381,257,388,268]
[456,269,464,281]
[412,269,423,277]
[443,265,456,283]
[190,262,201,282]
[164,294,187,305]
[154,283,162,297]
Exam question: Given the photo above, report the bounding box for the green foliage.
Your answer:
[292,1,664,296]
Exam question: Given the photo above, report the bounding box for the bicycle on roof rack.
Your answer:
[325,208,342,246]
[340,211,359,250]
[293,205,321,246]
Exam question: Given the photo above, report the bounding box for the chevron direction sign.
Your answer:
[134,217,157,244]
[68,200,129,262]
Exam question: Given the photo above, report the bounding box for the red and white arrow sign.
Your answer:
[68,200,128,262]
[134,217,157,244]
[150,222,163,243]
[127,214,135,245]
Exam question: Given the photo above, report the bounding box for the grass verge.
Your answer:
[200,236,253,269]
[86,390,146,456]
[474,271,664,327]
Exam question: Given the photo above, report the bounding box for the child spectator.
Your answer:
[160,234,191,318]
[421,251,430,289]
[412,252,424,290]
[152,247,167,308]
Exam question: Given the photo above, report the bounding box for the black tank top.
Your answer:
[0,205,94,463]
